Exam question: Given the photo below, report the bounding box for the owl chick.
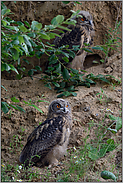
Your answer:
[19,99,72,168]
[46,10,94,72]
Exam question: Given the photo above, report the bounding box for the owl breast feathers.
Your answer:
[19,99,72,168]
[46,10,95,72]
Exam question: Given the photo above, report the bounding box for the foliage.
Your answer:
[1,95,25,114]
[1,92,49,115]
[92,22,121,64]
[1,1,76,78]
[1,2,121,113]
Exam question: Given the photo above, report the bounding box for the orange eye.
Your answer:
[81,17,85,21]
[57,105,60,108]
[66,105,68,108]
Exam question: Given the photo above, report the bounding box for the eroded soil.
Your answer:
[1,53,122,182]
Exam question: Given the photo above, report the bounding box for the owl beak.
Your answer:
[89,20,93,26]
[63,107,69,113]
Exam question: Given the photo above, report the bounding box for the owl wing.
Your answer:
[45,25,89,72]
[54,24,89,53]
[19,116,64,167]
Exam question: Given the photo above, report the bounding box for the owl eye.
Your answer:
[81,17,86,21]
[66,105,68,108]
[57,104,60,108]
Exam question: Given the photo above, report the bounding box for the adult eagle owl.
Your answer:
[19,99,72,168]
[46,10,94,72]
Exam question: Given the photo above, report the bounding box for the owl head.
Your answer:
[71,10,94,30]
[47,99,71,119]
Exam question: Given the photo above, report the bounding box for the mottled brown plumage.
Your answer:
[19,99,72,168]
[46,10,94,72]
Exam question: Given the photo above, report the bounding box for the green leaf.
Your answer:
[45,83,52,90]
[57,25,71,31]
[16,105,25,112]
[51,17,58,26]
[1,102,9,114]
[70,92,77,97]
[62,68,70,80]
[85,78,96,84]
[85,83,90,88]
[1,20,7,26]
[61,51,69,58]
[92,46,103,50]
[54,63,61,74]
[30,104,43,113]
[23,35,32,47]
[1,8,11,16]
[19,25,28,32]
[23,100,29,105]
[67,85,75,91]
[116,117,122,131]
[56,15,64,24]
[82,48,93,53]
[48,32,61,39]
[63,20,76,26]
[51,15,64,26]
[1,63,11,71]
[27,32,36,38]
[83,43,90,46]
[63,91,71,96]
[48,66,54,71]
[62,1,70,4]
[18,35,24,44]
[87,145,99,160]
[39,32,50,40]
[12,39,19,45]
[68,50,75,58]
[96,74,110,84]
[72,45,80,51]
[9,64,19,74]
[10,48,19,60]
[5,25,19,31]
[35,66,42,71]
[107,128,117,133]
[14,21,23,26]
[109,114,117,121]
[11,97,20,103]
[1,85,7,91]
[52,82,60,87]
[56,88,64,93]
[101,171,116,181]
[107,139,114,145]
[57,93,65,98]
[24,21,30,28]
[37,100,49,103]
[31,21,42,30]
[16,73,23,80]
[28,69,34,76]
[93,60,99,64]
[70,68,79,74]
[9,104,18,110]
[21,42,29,55]
[62,57,69,63]
[60,82,66,88]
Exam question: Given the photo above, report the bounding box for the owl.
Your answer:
[46,10,94,72]
[19,99,72,168]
